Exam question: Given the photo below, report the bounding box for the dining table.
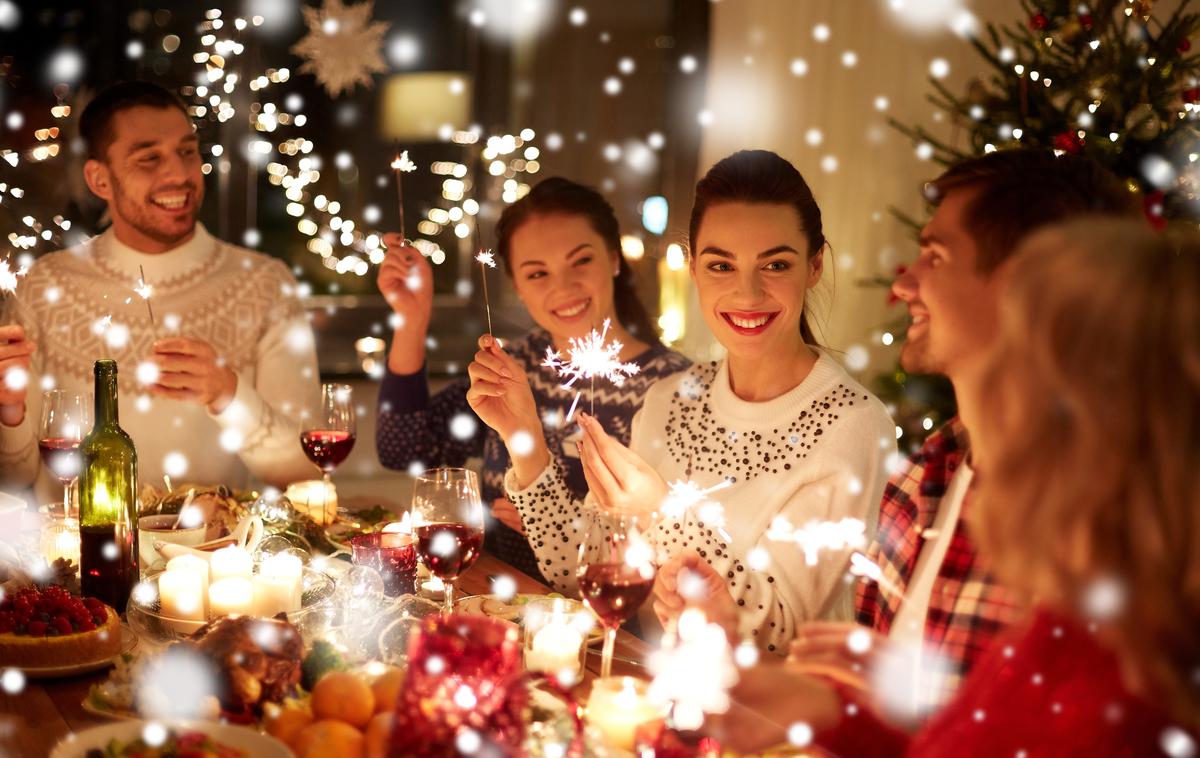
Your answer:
[0,553,654,757]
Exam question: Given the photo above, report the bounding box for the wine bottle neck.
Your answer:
[93,365,119,426]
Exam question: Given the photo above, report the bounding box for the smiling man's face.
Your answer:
[87,105,204,252]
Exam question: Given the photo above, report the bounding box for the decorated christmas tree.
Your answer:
[876,0,1200,450]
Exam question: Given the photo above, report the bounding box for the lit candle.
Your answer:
[252,553,303,617]
[159,568,206,628]
[208,577,254,617]
[210,545,253,584]
[586,677,663,751]
[166,553,210,608]
[284,479,338,526]
[420,575,445,598]
[525,599,584,679]
[41,516,81,565]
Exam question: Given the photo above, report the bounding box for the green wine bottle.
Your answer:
[78,359,139,612]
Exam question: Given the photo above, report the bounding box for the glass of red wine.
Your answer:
[576,508,657,679]
[300,383,356,520]
[410,467,485,614]
[38,390,88,519]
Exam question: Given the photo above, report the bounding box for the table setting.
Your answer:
[0,381,807,757]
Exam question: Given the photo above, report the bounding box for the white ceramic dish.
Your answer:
[49,719,291,758]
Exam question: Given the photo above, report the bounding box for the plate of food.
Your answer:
[0,585,137,679]
[455,593,604,642]
[49,720,291,758]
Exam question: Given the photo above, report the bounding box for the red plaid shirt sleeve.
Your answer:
[854,418,1024,710]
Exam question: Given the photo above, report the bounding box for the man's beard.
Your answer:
[109,175,199,247]
[899,338,943,376]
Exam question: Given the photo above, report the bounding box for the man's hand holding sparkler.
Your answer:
[0,325,35,426]
[148,337,237,413]
[787,621,889,693]
[576,411,667,520]
[465,334,549,487]
[652,549,739,640]
[377,233,433,375]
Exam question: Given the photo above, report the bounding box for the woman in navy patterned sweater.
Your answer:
[375,177,689,582]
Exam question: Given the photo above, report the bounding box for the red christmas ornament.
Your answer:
[1029,12,1049,30]
[1185,86,1200,102]
[1143,190,1168,231]
[1052,131,1085,154]
[1179,37,1192,52]
[1080,13,1094,28]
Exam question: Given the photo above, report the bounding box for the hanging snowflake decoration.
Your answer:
[291,0,390,98]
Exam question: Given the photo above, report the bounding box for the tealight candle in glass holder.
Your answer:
[586,676,665,751]
[40,509,81,566]
[350,525,418,597]
[523,598,587,683]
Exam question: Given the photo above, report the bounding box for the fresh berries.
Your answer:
[0,586,109,636]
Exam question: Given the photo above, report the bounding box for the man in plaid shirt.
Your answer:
[788,149,1142,720]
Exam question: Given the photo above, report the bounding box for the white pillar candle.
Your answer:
[252,553,303,617]
[208,577,254,618]
[586,677,663,751]
[159,568,206,626]
[210,545,253,584]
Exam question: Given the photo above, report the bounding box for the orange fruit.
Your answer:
[263,703,314,748]
[294,719,365,758]
[370,667,405,714]
[364,712,395,758]
[311,671,375,729]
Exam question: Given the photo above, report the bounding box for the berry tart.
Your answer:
[0,585,122,668]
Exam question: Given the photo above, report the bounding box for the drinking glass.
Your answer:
[410,467,484,614]
[299,383,355,520]
[38,390,88,518]
[576,508,657,678]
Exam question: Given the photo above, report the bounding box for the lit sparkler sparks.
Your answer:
[662,478,733,541]
[0,259,27,296]
[542,318,640,421]
[476,249,495,334]
[849,551,906,599]
[135,265,156,330]
[390,149,416,243]
[766,516,867,566]
[647,608,739,731]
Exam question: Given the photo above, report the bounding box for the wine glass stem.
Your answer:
[443,579,455,615]
[601,627,617,679]
[63,480,74,520]
[322,472,332,522]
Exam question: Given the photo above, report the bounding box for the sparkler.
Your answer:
[390,149,416,243]
[766,516,867,566]
[475,249,495,335]
[647,608,739,731]
[849,551,907,600]
[662,478,733,541]
[542,318,640,421]
[135,265,156,331]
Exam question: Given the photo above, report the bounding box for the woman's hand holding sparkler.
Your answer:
[653,549,740,640]
[465,334,549,486]
[377,233,434,375]
[0,325,35,426]
[576,411,667,521]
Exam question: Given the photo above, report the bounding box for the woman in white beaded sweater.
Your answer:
[466,150,896,654]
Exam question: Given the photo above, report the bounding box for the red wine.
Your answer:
[415,522,484,580]
[578,563,655,628]
[80,523,136,612]
[300,430,355,472]
[39,437,81,483]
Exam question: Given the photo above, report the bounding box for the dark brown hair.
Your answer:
[80,81,190,161]
[688,150,826,346]
[928,149,1141,273]
[494,177,659,345]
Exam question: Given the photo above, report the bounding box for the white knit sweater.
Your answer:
[506,352,897,653]
[0,225,320,494]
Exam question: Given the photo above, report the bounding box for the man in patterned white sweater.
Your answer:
[0,81,318,494]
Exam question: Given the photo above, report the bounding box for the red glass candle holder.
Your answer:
[350,531,418,597]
